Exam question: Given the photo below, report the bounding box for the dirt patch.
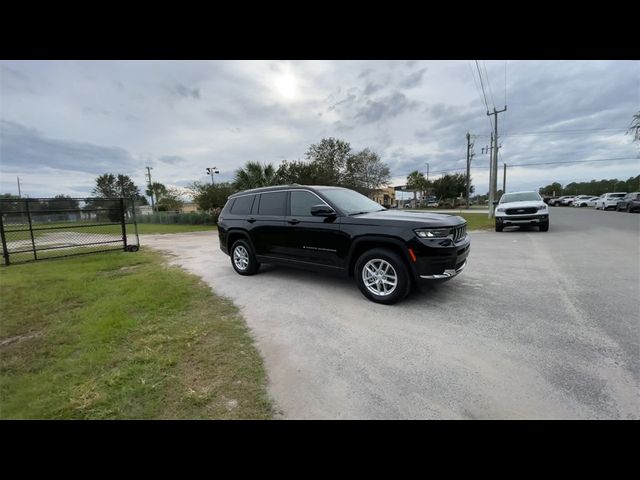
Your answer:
[0,331,42,348]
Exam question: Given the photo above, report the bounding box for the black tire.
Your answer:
[230,239,260,276]
[495,223,503,232]
[354,248,411,305]
[539,222,549,232]
[627,204,632,213]
[616,205,621,212]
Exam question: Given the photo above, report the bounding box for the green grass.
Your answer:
[453,213,494,231]
[406,210,494,230]
[0,250,273,419]
[133,223,217,234]
[3,222,216,242]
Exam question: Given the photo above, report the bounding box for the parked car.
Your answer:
[494,191,549,232]
[595,192,627,210]
[549,196,571,206]
[615,192,640,212]
[424,196,439,207]
[571,195,599,207]
[560,196,576,206]
[543,196,557,205]
[217,185,470,304]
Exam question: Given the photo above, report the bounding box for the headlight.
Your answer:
[496,207,505,212]
[536,205,547,211]
[415,228,450,238]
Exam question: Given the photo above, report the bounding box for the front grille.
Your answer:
[505,207,537,215]
[450,223,466,242]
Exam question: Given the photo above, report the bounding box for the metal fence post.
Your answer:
[0,212,9,266]
[120,198,128,251]
[25,199,37,261]
[129,198,140,249]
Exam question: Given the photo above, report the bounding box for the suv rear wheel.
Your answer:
[230,239,260,275]
[355,248,411,304]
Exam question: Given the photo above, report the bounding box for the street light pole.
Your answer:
[206,167,220,185]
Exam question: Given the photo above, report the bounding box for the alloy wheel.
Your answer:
[361,259,398,296]
[233,245,249,271]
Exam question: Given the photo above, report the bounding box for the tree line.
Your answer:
[404,170,474,205]
[539,175,639,197]
[189,137,392,211]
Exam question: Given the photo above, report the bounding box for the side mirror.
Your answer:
[310,205,336,217]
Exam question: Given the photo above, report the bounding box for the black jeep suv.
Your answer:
[218,185,470,304]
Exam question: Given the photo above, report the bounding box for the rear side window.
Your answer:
[230,195,254,215]
[290,191,326,216]
[257,192,287,216]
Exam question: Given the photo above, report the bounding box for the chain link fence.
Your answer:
[0,197,139,265]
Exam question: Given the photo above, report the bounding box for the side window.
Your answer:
[257,192,287,216]
[230,195,254,215]
[290,191,325,217]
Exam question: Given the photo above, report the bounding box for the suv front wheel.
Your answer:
[230,239,260,276]
[355,248,411,304]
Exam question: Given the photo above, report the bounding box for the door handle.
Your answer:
[287,219,300,225]
[247,217,257,223]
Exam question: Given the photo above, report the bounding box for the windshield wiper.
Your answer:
[348,209,385,216]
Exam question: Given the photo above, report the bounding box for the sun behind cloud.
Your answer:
[274,71,297,100]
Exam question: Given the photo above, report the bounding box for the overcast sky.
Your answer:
[1,60,638,199]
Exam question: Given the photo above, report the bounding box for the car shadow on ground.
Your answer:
[256,263,354,287]
[255,263,464,308]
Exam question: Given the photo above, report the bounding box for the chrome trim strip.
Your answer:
[420,260,466,279]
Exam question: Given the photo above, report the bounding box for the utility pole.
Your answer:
[466,133,475,209]
[502,163,507,194]
[145,166,155,212]
[487,105,507,218]
[17,177,22,198]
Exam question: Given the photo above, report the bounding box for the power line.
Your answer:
[475,128,627,137]
[482,61,496,110]
[475,61,492,118]
[393,156,638,178]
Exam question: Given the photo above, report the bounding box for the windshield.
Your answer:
[500,192,541,203]
[319,188,385,215]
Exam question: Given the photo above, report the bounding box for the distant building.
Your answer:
[369,187,396,208]
[137,205,153,216]
[180,202,199,213]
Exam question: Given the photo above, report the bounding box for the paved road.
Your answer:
[141,207,639,419]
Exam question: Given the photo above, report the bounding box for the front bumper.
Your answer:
[419,260,466,279]
[409,235,471,281]
[496,213,548,225]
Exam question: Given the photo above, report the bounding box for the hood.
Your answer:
[343,209,465,227]
[497,200,546,209]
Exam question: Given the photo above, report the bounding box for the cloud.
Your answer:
[363,82,383,95]
[354,92,417,123]
[399,68,426,88]
[1,65,36,94]
[171,84,200,99]
[158,155,185,165]
[0,60,637,198]
[0,120,136,174]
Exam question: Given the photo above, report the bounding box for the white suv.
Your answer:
[495,191,549,232]
[596,192,627,210]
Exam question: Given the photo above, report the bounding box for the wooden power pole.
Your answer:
[487,106,507,218]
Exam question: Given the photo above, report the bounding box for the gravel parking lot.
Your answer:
[142,207,639,419]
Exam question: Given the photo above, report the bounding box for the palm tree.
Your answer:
[406,170,428,205]
[145,182,167,210]
[233,161,280,190]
